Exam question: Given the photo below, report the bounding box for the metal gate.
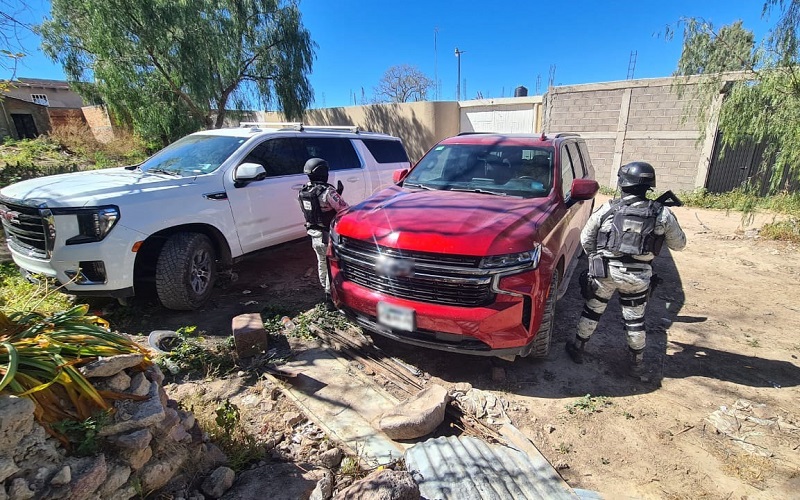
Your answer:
[705,132,770,193]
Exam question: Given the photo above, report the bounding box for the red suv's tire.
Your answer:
[529,270,559,358]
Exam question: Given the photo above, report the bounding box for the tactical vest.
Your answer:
[298,182,336,230]
[596,198,665,256]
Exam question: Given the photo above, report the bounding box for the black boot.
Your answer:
[324,293,336,312]
[565,336,588,364]
[629,347,648,381]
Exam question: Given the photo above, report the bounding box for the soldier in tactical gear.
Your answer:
[298,158,349,311]
[565,161,686,380]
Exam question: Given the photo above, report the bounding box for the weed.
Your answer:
[0,262,75,315]
[566,394,612,414]
[339,456,361,475]
[623,411,635,420]
[155,325,236,377]
[601,457,611,465]
[746,338,761,348]
[760,218,800,243]
[215,400,241,438]
[557,442,572,454]
[51,411,111,456]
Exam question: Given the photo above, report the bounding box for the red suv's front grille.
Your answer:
[335,237,493,307]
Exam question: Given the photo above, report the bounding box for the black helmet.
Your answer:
[618,161,656,189]
[304,158,329,183]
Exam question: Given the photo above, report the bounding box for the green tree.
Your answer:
[374,65,434,103]
[40,0,316,144]
[1,0,34,88]
[673,2,800,192]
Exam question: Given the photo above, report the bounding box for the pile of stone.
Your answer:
[0,354,231,500]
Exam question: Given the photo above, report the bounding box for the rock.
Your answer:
[140,452,186,492]
[8,478,35,500]
[113,429,153,451]
[66,454,107,500]
[99,380,165,436]
[197,443,229,473]
[158,408,181,436]
[0,396,36,449]
[13,425,61,468]
[128,372,151,397]
[223,463,324,500]
[201,466,235,498]
[232,313,269,358]
[333,469,419,500]
[105,371,132,392]
[318,448,343,469]
[378,384,449,440]
[178,410,196,431]
[49,465,71,486]
[309,470,334,500]
[145,364,165,385]
[451,382,472,394]
[81,354,145,378]
[105,484,138,500]
[125,445,152,471]
[283,411,303,427]
[0,456,20,483]
[169,423,191,443]
[98,463,131,497]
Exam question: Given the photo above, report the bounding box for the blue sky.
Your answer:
[6,0,774,108]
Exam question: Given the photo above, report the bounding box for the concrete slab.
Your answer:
[274,347,408,466]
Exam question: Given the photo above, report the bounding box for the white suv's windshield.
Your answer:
[404,144,555,198]
[139,134,248,176]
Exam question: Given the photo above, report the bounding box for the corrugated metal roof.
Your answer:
[404,435,579,500]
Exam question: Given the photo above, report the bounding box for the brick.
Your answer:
[232,313,268,358]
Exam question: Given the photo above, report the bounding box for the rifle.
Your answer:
[655,190,683,207]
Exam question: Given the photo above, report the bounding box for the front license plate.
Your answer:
[377,302,415,332]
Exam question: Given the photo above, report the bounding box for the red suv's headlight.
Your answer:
[480,243,541,269]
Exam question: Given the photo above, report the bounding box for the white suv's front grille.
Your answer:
[0,202,48,259]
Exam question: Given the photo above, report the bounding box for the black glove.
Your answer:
[336,180,344,195]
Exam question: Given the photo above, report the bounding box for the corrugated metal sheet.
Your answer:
[404,435,578,499]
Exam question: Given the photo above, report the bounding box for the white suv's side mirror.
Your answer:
[234,162,267,187]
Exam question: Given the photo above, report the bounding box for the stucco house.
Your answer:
[1,78,88,139]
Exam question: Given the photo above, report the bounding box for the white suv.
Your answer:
[0,123,411,309]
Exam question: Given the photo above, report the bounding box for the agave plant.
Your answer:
[0,304,152,427]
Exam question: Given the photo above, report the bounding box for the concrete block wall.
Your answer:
[544,77,718,193]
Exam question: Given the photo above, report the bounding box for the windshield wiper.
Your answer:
[403,182,435,190]
[147,168,181,176]
[449,187,508,196]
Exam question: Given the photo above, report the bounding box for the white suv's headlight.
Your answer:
[480,243,541,269]
[62,206,120,245]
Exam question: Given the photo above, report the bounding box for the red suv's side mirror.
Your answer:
[571,178,599,200]
[393,168,409,183]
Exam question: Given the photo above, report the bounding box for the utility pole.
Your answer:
[536,74,541,95]
[548,64,556,89]
[455,47,465,100]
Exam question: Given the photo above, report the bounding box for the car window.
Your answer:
[139,134,247,176]
[566,143,586,178]
[404,143,554,198]
[561,144,575,198]
[298,137,361,171]
[362,139,410,164]
[577,141,593,178]
[244,138,303,177]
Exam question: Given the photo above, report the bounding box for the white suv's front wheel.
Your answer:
[155,232,217,310]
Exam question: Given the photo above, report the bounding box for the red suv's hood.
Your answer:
[337,186,554,256]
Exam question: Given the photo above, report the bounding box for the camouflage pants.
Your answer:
[308,229,330,293]
[577,262,652,351]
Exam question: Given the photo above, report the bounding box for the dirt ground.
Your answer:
[4,198,800,499]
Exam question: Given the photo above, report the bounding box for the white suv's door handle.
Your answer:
[290,184,304,190]
[346,177,359,182]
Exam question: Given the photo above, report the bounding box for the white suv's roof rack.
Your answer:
[239,122,361,133]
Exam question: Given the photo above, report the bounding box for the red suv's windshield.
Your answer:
[404,144,555,198]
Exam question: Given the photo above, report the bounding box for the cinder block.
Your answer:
[232,313,268,358]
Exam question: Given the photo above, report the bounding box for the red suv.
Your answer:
[329,133,599,360]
